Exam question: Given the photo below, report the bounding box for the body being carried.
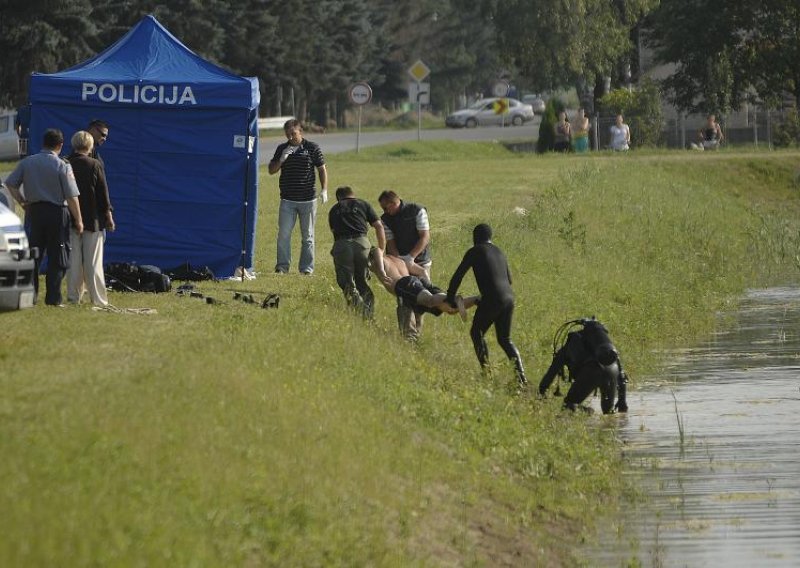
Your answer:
[367,247,476,317]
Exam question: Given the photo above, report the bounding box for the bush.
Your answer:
[598,78,664,147]
[537,97,566,153]
[774,109,800,148]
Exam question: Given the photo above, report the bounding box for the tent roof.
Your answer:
[29,15,259,109]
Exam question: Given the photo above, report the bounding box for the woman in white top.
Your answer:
[609,114,630,151]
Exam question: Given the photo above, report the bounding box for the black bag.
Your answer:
[105,262,171,293]
[163,261,216,282]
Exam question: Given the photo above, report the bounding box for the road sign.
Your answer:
[492,98,509,115]
[408,59,430,82]
[408,82,430,105]
[492,80,510,98]
[348,82,372,105]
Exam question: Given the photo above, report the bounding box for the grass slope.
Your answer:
[1,144,799,566]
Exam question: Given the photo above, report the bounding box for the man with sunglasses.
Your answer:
[87,119,109,167]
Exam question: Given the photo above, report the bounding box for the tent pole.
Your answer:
[240,114,251,278]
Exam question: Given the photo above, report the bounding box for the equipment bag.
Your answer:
[105,262,171,293]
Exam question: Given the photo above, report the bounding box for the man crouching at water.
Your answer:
[367,247,478,320]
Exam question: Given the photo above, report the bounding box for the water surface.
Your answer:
[592,287,800,567]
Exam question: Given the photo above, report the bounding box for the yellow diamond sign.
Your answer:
[408,59,430,82]
[493,98,509,115]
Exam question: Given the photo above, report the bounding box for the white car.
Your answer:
[445,97,535,128]
[0,200,35,311]
[0,109,20,161]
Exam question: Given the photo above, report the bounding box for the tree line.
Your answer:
[0,0,797,125]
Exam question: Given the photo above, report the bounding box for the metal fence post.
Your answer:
[767,109,772,150]
[753,107,758,147]
[593,115,599,151]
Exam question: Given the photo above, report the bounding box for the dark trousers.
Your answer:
[470,299,527,384]
[28,202,71,305]
[331,236,374,318]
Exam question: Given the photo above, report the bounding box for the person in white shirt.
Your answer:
[609,114,631,151]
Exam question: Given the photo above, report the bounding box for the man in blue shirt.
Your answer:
[5,129,83,306]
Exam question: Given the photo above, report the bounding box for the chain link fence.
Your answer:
[588,109,796,150]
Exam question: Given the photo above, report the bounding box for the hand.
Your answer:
[106,212,116,232]
[382,275,393,287]
[445,294,457,309]
[74,220,84,235]
[280,146,296,163]
[319,189,328,204]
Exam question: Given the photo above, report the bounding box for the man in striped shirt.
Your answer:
[269,119,328,274]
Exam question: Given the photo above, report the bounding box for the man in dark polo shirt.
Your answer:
[328,186,385,318]
[269,119,328,275]
[378,190,431,340]
[4,128,84,306]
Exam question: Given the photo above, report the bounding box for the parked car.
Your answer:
[0,200,35,311]
[522,94,546,115]
[445,97,535,128]
[0,109,20,161]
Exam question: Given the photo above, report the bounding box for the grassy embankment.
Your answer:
[1,144,799,566]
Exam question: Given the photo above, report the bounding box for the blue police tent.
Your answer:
[26,15,260,277]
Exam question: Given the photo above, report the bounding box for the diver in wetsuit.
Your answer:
[446,223,528,387]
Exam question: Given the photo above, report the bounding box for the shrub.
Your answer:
[773,109,800,148]
[537,97,566,153]
[598,78,664,147]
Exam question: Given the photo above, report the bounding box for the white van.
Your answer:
[0,109,20,161]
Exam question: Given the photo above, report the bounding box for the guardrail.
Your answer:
[257,116,295,130]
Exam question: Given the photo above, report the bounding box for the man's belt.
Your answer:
[335,233,366,241]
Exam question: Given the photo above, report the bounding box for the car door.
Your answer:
[477,101,500,126]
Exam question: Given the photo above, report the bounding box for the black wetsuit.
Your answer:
[446,242,526,384]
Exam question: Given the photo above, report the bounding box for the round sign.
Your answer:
[492,80,510,98]
[349,82,372,105]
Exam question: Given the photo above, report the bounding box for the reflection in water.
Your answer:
[593,288,800,567]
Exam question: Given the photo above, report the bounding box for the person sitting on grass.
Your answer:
[367,247,478,320]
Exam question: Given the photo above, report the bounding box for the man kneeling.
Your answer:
[367,247,478,319]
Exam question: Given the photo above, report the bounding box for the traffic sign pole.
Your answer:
[408,60,430,142]
[348,82,372,153]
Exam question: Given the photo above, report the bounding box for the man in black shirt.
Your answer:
[446,224,528,388]
[269,119,328,274]
[328,186,385,317]
[87,119,109,167]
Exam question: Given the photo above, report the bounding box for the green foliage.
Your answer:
[2,142,800,566]
[0,0,97,107]
[773,110,800,148]
[537,97,565,153]
[487,0,658,92]
[598,78,665,147]
[650,0,800,113]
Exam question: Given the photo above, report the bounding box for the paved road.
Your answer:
[258,117,541,163]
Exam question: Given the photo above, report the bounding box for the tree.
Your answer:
[598,78,664,146]
[485,0,657,113]
[0,0,97,107]
[648,0,800,113]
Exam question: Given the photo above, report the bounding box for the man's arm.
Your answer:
[446,250,473,303]
[317,164,328,192]
[268,144,292,175]
[4,181,25,206]
[406,229,430,260]
[406,261,427,278]
[371,219,386,251]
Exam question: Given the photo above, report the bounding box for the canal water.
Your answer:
[590,287,800,567]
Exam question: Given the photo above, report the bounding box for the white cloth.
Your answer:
[610,124,630,151]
